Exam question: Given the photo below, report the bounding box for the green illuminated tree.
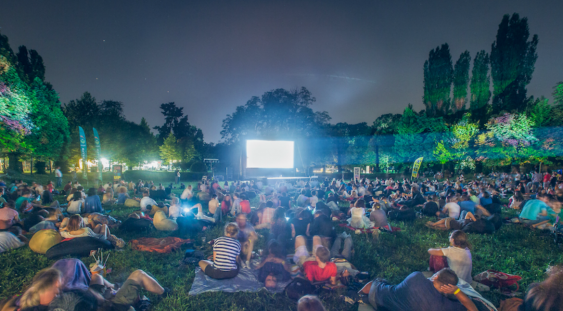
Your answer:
[469,51,491,123]
[452,51,471,113]
[490,14,538,113]
[423,43,453,117]
[159,132,182,165]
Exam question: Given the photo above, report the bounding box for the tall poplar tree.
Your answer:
[490,13,538,113]
[452,51,471,113]
[470,50,491,123]
[423,44,453,117]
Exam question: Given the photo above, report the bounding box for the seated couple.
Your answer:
[60,214,125,248]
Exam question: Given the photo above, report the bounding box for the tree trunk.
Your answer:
[30,156,33,174]
[8,153,22,173]
[375,145,380,172]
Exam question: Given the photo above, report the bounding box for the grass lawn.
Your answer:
[1,183,563,310]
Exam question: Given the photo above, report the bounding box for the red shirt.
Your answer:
[544,174,551,182]
[240,200,251,214]
[303,261,337,282]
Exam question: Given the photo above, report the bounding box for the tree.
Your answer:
[527,97,552,127]
[452,51,471,113]
[470,51,491,123]
[490,14,538,113]
[159,133,181,165]
[553,82,563,107]
[423,43,453,116]
[370,113,401,170]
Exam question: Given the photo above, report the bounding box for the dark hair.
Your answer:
[436,268,459,286]
[355,199,365,208]
[87,188,97,196]
[267,240,284,259]
[266,201,274,208]
[73,191,82,201]
[22,189,31,195]
[77,186,84,191]
[297,295,326,311]
[450,230,471,249]
[315,246,330,263]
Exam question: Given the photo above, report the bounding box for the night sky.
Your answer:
[1,0,562,142]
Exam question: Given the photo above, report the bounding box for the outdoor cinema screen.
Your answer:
[246,140,294,169]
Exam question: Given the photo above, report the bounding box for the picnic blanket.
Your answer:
[130,237,191,253]
[188,267,291,295]
[338,223,401,233]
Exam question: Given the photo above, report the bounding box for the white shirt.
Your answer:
[181,188,193,200]
[442,246,473,283]
[55,169,62,178]
[443,202,461,219]
[0,232,25,253]
[309,195,318,207]
[140,197,157,212]
[169,204,181,219]
[67,200,84,214]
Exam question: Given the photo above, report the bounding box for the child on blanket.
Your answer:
[293,235,337,285]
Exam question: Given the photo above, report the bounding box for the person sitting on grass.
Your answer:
[0,200,20,231]
[116,186,129,205]
[84,188,103,214]
[139,191,157,212]
[67,191,85,215]
[102,187,116,205]
[428,230,473,283]
[236,213,258,269]
[529,196,562,230]
[297,295,326,311]
[0,228,27,254]
[198,222,241,280]
[208,194,221,222]
[359,268,478,311]
[437,195,461,219]
[293,235,337,285]
[347,199,373,229]
[519,194,555,225]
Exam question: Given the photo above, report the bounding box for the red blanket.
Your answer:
[338,223,401,233]
[130,237,191,253]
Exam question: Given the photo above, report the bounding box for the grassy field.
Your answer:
[1,182,563,310]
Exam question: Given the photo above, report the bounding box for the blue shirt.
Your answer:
[84,195,103,214]
[117,193,128,204]
[372,272,466,311]
[479,197,492,206]
[519,200,549,221]
[459,200,476,214]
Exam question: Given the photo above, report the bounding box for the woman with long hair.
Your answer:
[519,266,563,311]
[2,268,62,310]
[428,230,473,283]
[60,215,124,248]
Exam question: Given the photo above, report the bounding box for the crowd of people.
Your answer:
[1,168,563,311]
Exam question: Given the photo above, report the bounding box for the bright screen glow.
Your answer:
[246,140,294,168]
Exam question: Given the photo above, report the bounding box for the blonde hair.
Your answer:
[19,268,62,309]
[118,186,128,194]
[224,222,239,237]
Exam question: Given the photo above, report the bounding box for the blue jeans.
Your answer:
[56,177,62,188]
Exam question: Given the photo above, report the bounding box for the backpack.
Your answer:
[182,249,205,265]
[284,277,316,300]
[473,270,522,291]
[421,202,439,216]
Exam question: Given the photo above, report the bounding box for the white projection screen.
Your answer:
[246,140,294,168]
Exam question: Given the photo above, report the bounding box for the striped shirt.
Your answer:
[213,236,241,271]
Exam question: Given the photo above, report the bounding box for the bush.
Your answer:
[54,159,70,174]
[34,161,47,174]
[190,161,208,172]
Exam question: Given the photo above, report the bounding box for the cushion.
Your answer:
[153,211,178,231]
[149,204,169,217]
[124,199,140,207]
[29,229,62,254]
[45,236,113,259]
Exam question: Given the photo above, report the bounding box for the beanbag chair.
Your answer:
[120,218,154,232]
[149,204,169,217]
[153,211,178,231]
[124,199,140,207]
[29,229,62,254]
[46,237,113,259]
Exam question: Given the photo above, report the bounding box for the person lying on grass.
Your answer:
[359,268,478,311]
[255,240,291,288]
[60,215,125,248]
[199,222,241,280]
[1,267,63,311]
[297,295,326,311]
[519,194,556,225]
[529,196,562,230]
[428,230,473,283]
